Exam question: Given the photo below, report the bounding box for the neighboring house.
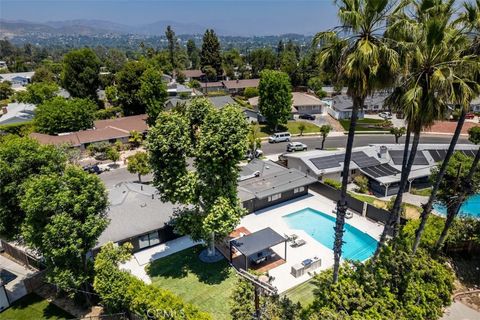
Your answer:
[248,92,327,117]
[167,82,195,97]
[223,79,260,95]
[201,81,225,93]
[238,159,317,213]
[0,103,36,126]
[470,97,480,113]
[282,144,478,197]
[207,95,237,109]
[327,95,366,120]
[30,114,148,150]
[321,86,348,97]
[181,69,205,82]
[0,72,34,88]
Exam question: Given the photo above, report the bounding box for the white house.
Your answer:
[0,103,36,126]
[0,72,34,88]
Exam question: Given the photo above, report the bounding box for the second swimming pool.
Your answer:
[283,208,378,261]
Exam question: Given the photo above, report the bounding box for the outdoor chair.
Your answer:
[291,238,306,247]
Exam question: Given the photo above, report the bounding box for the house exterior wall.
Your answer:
[242,187,309,214]
[296,104,325,114]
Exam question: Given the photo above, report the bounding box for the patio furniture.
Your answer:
[284,233,298,242]
[291,238,306,247]
[291,256,321,278]
[345,211,354,219]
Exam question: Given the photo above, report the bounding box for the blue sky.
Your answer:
[1,1,339,35]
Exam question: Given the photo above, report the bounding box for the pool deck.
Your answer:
[239,190,384,293]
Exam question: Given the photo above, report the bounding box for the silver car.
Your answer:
[287,142,307,152]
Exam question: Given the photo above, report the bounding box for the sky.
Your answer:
[0,0,340,35]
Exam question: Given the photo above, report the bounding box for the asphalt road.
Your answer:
[99,134,471,187]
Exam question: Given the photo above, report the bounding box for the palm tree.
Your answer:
[412,1,480,254]
[319,124,332,149]
[374,0,480,257]
[314,0,399,282]
[434,127,480,251]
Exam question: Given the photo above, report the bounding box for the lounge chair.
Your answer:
[284,233,298,242]
[345,211,354,219]
[291,238,306,247]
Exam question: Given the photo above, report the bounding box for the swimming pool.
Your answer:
[433,194,480,218]
[283,208,378,261]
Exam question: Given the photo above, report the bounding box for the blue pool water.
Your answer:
[433,194,480,218]
[283,208,378,261]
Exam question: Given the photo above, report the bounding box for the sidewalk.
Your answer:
[441,301,480,320]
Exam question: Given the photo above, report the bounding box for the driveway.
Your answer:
[441,301,480,320]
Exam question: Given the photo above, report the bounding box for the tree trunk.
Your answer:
[81,255,91,306]
[435,146,480,251]
[321,135,326,150]
[412,109,467,254]
[374,128,419,259]
[138,173,142,183]
[332,98,361,283]
[208,232,216,256]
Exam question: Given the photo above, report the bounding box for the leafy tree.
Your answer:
[137,68,168,126]
[115,60,148,115]
[248,48,277,78]
[165,25,177,69]
[247,123,262,154]
[128,130,143,149]
[258,70,292,131]
[21,165,108,298]
[200,29,222,77]
[298,123,306,136]
[186,39,200,69]
[104,48,127,73]
[61,48,101,101]
[147,99,249,256]
[104,85,118,106]
[315,0,400,281]
[203,65,217,82]
[319,124,332,150]
[390,127,406,144]
[16,81,59,105]
[354,175,369,194]
[106,147,120,164]
[279,50,299,86]
[0,81,13,100]
[127,152,151,183]
[31,65,56,83]
[0,136,66,238]
[243,87,259,99]
[35,97,96,134]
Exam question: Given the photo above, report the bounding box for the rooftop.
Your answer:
[331,93,389,112]
[248,92,325,111]
[0,103,36,125]
[181,69,205,78]
[223,79,260,90]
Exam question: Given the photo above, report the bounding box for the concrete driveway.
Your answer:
[441,301,480,320]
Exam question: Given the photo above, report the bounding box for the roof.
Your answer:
[322,86,348,95]
[332,93,388,112]
[0,103,36,125]
[0,72,34,83]
[230,227,286,257]
[238,159,316,200]
[94,114,148,132]
[223,79,260,90]
[182,69,205,78]
[95,183,176,248]
[207,96,237,109]
[248,92,325,111]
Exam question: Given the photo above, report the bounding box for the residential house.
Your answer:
[321,86,348,97]
[223,79,260,95]
[282,144,478,197]
[470,97,480,113]
[181,69,205,82]
[0,72,34,88]
[327,95,366,120]
[248,92,327,117]
[0,103,36,126]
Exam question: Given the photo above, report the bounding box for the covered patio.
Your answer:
[229,227,287,271]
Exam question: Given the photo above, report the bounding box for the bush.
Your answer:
[323,178,341,190]
[94,107,122,120]
[0,122,34,136]
[87,141,111,159]
[243,87,259,99]
[354,175,369,193]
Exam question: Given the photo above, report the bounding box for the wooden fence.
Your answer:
[0,239,45,270]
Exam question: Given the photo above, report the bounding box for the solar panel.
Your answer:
[310,154,344,170]
[427,149,447,162]
[389,150,428,165]
[351,151,381,168]
[461,150,476,158]
[361,163,401,178]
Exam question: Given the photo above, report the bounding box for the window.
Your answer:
[268,193,282,202]
[138,231,160,249]
[294,186,305,194]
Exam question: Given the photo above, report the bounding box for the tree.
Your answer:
[35,97,96,134]
[128,130,143,149]
[165,25,177,69]
[21,165,108,299]
[258,70,292,131]
[31,65,55,83]
[104,48,126,73]
[315,0,399,282]
[0,136,66,238]
[248,48,277,78]
[390,127,406,144]
[16,81,59,105]
[105,85,118,106]
[279,50,299,86]
[243,87,259,99]
[106,147,120,164]
[203,65,217,82]
[298,123,306,136]
[319,125,332,150]
[147,99,249,256]
[127,152,151,183]
[137,68,168,126]
[200,29,222,77]
[247,123,262,155]
[434,127,480,251]
[186,39,200,69]
[0,81,13,100]
[116,60,148,115]
[354,175,369,194]
[61,48,101,101]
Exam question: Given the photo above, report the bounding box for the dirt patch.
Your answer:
[404,206,421,220]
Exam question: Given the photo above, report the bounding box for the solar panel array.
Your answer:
[389,150,429,165]
[351,151,381,168]
[427,149,477,163]
[361,163,401,178]
[460,149,477,158]
[310,151,380,170]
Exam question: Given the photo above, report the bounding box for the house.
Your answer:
[167,82,195,97]
[0,61,7,69]
[223,79,260,95]
[321,86,348,97]
[30,114,148,150]
[327,95,366,120]
[470,97,480,113]
[201,81,226,93]
[248,92,327,117]
[181,69,205,82]
[282,144,478,197]
[0,72,34,87]
[238,159,317,213]
[0,103,36,126]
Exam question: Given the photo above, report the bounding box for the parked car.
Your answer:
[246,149,263,160]
[378,112,392,119]
[287,142,308,152]
[83,164,109,174]
[299,114,316,120]
[268,132,291,143]
[465,112,475,119]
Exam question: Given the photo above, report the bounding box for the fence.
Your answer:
[0,239,45,270]
[23,270,46,294]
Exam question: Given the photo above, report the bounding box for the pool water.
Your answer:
[433,194,480,218]
[283,208,378,261]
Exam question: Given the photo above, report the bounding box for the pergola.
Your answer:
[229,227,287,270]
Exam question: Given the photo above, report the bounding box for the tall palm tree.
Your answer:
[314,0,399,282]
[412,0,480,253]
[434,127,480,251]
[374,0,479,257]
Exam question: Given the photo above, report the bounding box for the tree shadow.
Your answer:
[146,245,232,285]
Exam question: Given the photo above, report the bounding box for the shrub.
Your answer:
[323,178,341,190]
[0,121,34,136]
[243,87,259,99]
[354,175,369,193]
[87,141,110,159]
[94,107,122,120]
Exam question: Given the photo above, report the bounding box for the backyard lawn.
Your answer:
[339,118,391,132]
[0,293,72,320]
[284,280,316,307]
[146,245,237,320]
[258,121,319,137]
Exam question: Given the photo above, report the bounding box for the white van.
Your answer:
[268,132,291,143]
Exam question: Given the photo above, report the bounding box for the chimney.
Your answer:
[236,79,239,83]
[379,146,388,159]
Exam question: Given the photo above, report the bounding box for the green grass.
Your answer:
[146,245,237,320]
[0,293,73,320]
[348,192,378,205]
[339,118,391,132]
[283,280,316,307]
[258,121,320,137]
[410,188,432,197]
